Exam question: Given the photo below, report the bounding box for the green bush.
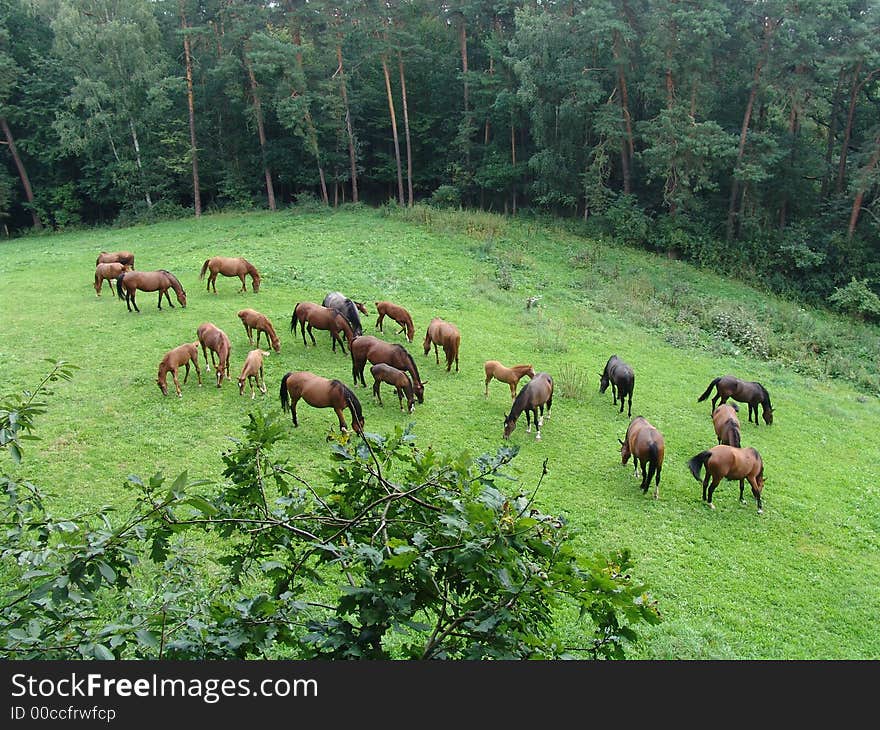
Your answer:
[430,184,462,209]
[828,278,880,322]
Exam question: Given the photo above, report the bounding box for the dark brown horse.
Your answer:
[350,335,426,404]
[618,416,665,499]
[116,270,187,312]
[290,302,354,353]
[697,375,773,425]
[199,256,261,293]
[197,322,231,387]
[503,372,553,441]
[370,363,415,413]
[97,251,135,268]
[374,300,415,343]
[238,349,268,398]
[599,354,634,418]
[238,308,281,352]
[688,444,765,514]
[280,371,365,434]
[423,317,461,373]
[157,341,202,397]
[712,403,741,448]
[94,262,130,296]
[323,292,368,336]
[484,360,535,399]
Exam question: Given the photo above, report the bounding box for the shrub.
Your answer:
[429,185,462,209]
[828,278,880,322]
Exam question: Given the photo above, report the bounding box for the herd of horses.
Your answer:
[95,249,775,517]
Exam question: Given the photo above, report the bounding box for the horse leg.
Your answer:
[626,392,632,418]
[210,274,217,294]
[291,397,299,427]
[534,409,542,440]
[193,356,203,386]
[165,289,174,308]
[373,380,382,405]
[172,367,182,398]
[259,366,267,395]
[182,362,190,385]
[396,387,405,411]
[524,410,531,434]
[739,479,746,504]
[707,476,721,509]
[306,324,317,347]
[748,477,764,514]
[375,313,384,332]
[484,373,492,397]
[433,343,440,365]
[131,291,140,312]
[238,274,246,293]
[701,473,711,502]
[611,382,618,405]
[335,407,349,433]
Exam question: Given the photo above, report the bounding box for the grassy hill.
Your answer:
[1,204,878,659]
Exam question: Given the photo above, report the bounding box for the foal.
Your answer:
[374,300,415,343]
[423,317,461,373]
[370,363,416,413]
[94,262,131,296]
[238,349,269,398]
[484,360,535,399]
[618,416,665,499]
[157,342,202,397]
[196,322,231,387]
[238,308,281,352]
[712,403,741,448]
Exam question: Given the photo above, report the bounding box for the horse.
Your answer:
[503,372,553,441]
[484,360,535,399]
[599,354,634,418]
[290,302,354,354]
[97,251,135,269]
[196,322,231,387]
[374,300,415,343]
[238,308,281,353]
[238,349,269,398]
[350,335,426,404]
[279,371,365,435]
[116,270,187,313]
[697,375,773,426]
[423,317,461,373]
[712,403,741,448]
[94,262,130,296]
[157,341,202,397]
[323,292,368,336]
[199,256,261,294]
[688,444,765,514]
[370,363,415,413]
[618,416,665,499]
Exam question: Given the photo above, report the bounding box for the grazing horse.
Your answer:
[97,251,135,269]
[423,317,461,373]
[290,302,354,353]
[94,262,130,296]
[196,322,231,387]
[712,403,741,448]
[199,256,261,294]
[350,335,426,404]
[370,363,415,413]
[484,360,535,399]
[374,300,415,343]
[618,416,665,499]
[688,444,765,513]
[697,375,773,425]
[238,308,281,353]
[279,371,365,434]
[238,349,269,398]
[599,354,635,418]
[156,341,202,397]
[116,270,187,313]
[323,292,368,337]
[503,372,554,441]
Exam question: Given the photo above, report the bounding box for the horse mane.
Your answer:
[336,380,364,424]
[399,346,421,382]
[161,270,183,291]
[758,383,771,408]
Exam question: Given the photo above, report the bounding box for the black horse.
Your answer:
[599,355,634,418]
[323,292,367,337]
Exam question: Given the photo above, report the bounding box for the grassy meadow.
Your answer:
[1,204,878,660]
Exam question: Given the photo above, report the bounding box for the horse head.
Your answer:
[619,437,631,464]
[762,407,773,425]
[599,372,610,393]
[502,415,516,439]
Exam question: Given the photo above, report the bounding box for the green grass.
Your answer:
[1,205,879,659]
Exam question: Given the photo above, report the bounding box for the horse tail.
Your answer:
[291,304,300,333]
[199,259,209,280]
[730,423,741,448]
[116,273,125,298]
[697,377,721,402]
[96,253,102,266]
[405,314,414,342]
[646,442,659,485]
[339,382,364,427]
[280,372,292,412]
[687,451,712,482]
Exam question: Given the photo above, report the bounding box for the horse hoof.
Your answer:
[535,434,541,441]
[709,503,715,510]
[757,508,763,514]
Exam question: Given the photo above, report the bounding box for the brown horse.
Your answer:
[697,375,773,425]
[196,322,231,387]
[688,445,765,514]
[97,251,135,268]
[199,256,261,294]
[618,416,665,499]
[370,363,415,413]
[157,341,202,397]
[712,403,741,448]
[323,292,368,336]
[279,371,365,434]
[484,360,535,399]
[94,262,130,296]
[116,270,187,312]
[503,372,553,441]
[350,335,426,404]
[238,349,269,398]
[374,300,415,343]
[599,354,635,418]
[238,308,281,353]
[290,302,354,353]
[423,317,461,373]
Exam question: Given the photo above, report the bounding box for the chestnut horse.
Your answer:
[712,403,741,448]
[688,445,765,514]
[199,256,261,294]
[697,375,773,426]
[196,322,231,387]
[97,251,135,268]
[238,308,280,352]
[116,270,186,312]
[374,300,415,343]
[423,317,461,373]
[503,372,553,441]
[323,292,367,337]
[290,302,354,353]
[618,416,665,499]
[484,360,535,399]
[157,341,202,397]
[94,262,130,296]
[599,354,634,418]
[370,363,415,413]
[279,371,365,434]
[238,349,268,398]
[350,335,426,404]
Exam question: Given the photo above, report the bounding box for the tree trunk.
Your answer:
[398,51,414,207]
[821,68,845,201]
[129,119,153,209]
[0,117,41,229]
[847,133,880,239]
[180,3,202,217]
[244,52,276,211]
[778,83,802,231]
[510,120,517,214]
[612,31,633,194]
[381,50,404,206]
[837,64,879,195]
[336,43,359,204]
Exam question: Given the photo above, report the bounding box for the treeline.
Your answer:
[1,0,879,311]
